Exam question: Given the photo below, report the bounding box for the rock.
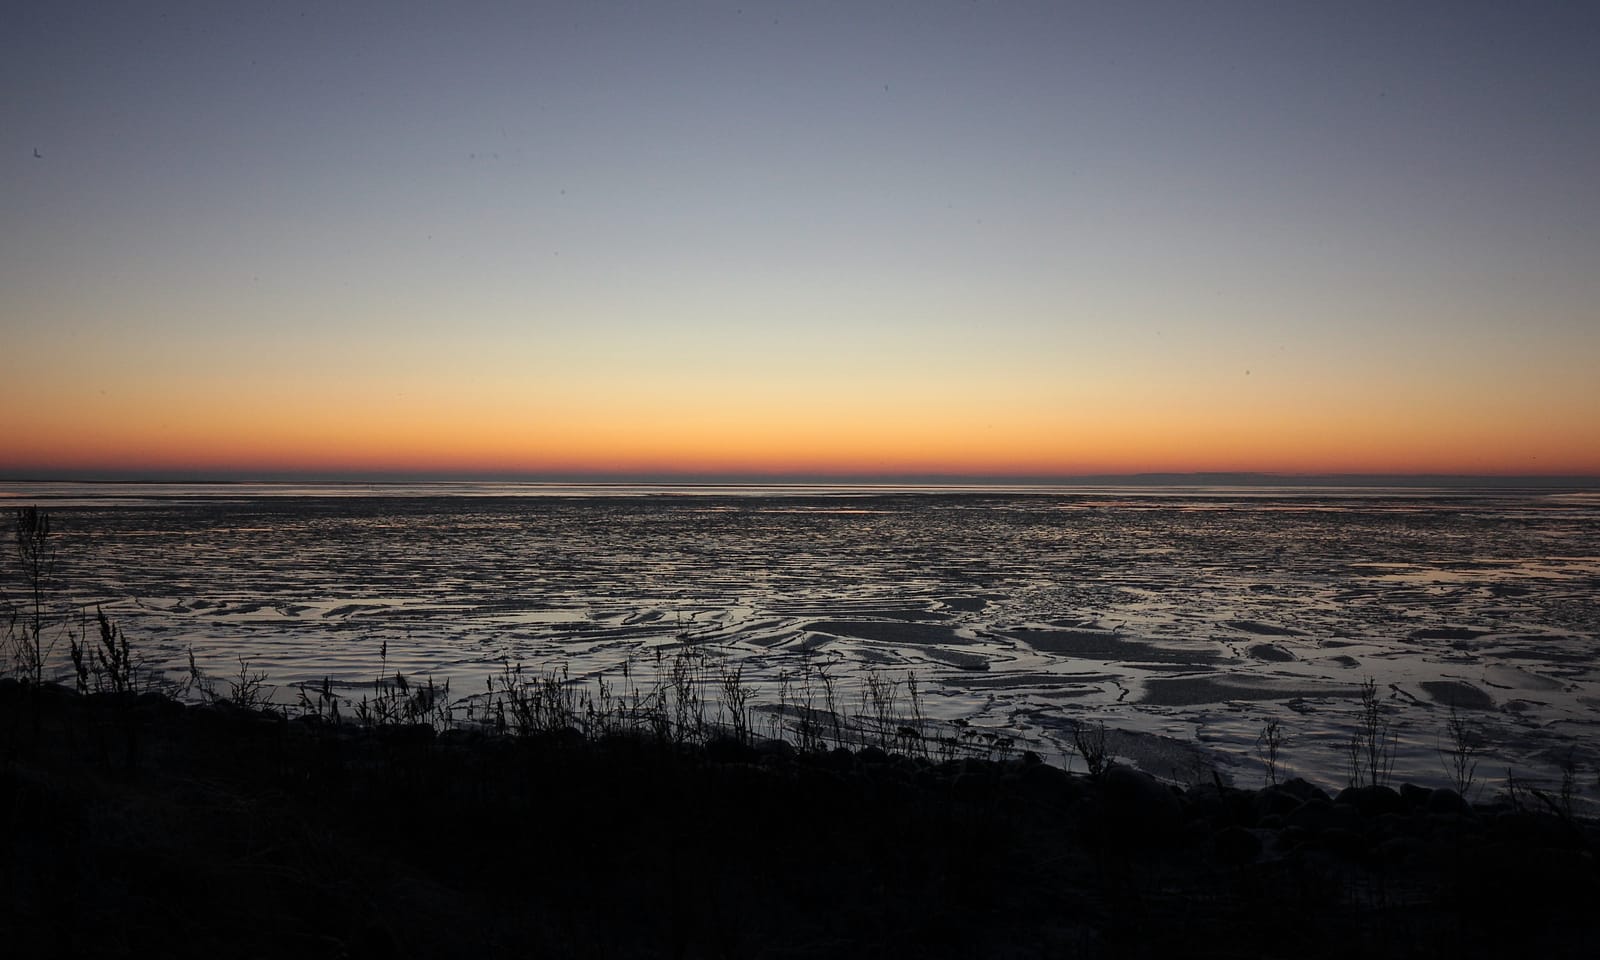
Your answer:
[1425,787,1474,818]
[961,757,997,777]
[823,746,857,772]
[291,711,329,728]
[36,681,82,704]
[1312,827,1370,858]
[1486,810,1563,846]
[1100,765,1185,841]
[130,690,186,721]
[1181,789,1223,825]
[1276,825,1310,853]
[705,735,755,764]
[1020,759,1074,797]
[1374,835,1425,865]
[857,745,889,765]
[437,728,484,749]
[1254,785,1306,822]
[188,701,242,730]
[380,722,436,746]
[1213,785,1259,826]
[1277,777,1332,804]
[1373,811,1419,840]
[888,755,920,781]
[950,772,993,802]
[1400,782,1432,809]
[545,726,584,750]
[1337,784,1406,818]
[754,738,795,762]
[1288,798,1361,833]
[1213,824,1262,864]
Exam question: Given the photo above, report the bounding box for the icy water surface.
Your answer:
[6,483,1598,797]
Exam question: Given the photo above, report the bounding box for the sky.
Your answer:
[3,1,1597,480]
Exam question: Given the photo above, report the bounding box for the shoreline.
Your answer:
[5,680,1597,958]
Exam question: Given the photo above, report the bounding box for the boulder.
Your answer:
[1213,824,1263,864]
[754,738,795,762]
[1254,784,1307,821]
[380,721,437,746]
[1336,784,1406,819]
[1372,811,1420,841]
[950,772,993,802]
[1374,835,1426,865]
[1019,759,1075,801]
[131,690,185,721]
[1312,827,1371,859]
[1400,782,1432,810]
[857,745,890,765]
[1425,787,1475,818]
[705,735,756,764]
[1099,765,1185,841]
[823,746,857,772]
[1277,777,1332,804]
[1288,798,1361,833]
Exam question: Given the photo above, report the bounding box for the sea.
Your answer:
[3,480,1597,798]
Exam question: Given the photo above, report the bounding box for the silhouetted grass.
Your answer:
[6,676,1598,959]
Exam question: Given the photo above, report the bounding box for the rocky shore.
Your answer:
[4,680,1596,958]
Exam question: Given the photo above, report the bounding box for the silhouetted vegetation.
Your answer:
[1441,702,1482,797]
[10,505,55,686]
[1071,717,1111,778]
[1258,716,1285,785]
[1347,676,1397,788]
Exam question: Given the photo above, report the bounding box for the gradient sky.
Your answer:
[3,1,1597,479]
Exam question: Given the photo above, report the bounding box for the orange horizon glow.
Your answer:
[8,358,1598,479]
[6,403,1597,479]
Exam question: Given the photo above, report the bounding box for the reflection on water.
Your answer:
[5,483,1598,796]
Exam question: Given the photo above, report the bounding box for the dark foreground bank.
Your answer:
[3,681,1596,959]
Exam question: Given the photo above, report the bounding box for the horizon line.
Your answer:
[3,471,1598,489]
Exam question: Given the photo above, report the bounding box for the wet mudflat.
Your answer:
[27,485,1600,795]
